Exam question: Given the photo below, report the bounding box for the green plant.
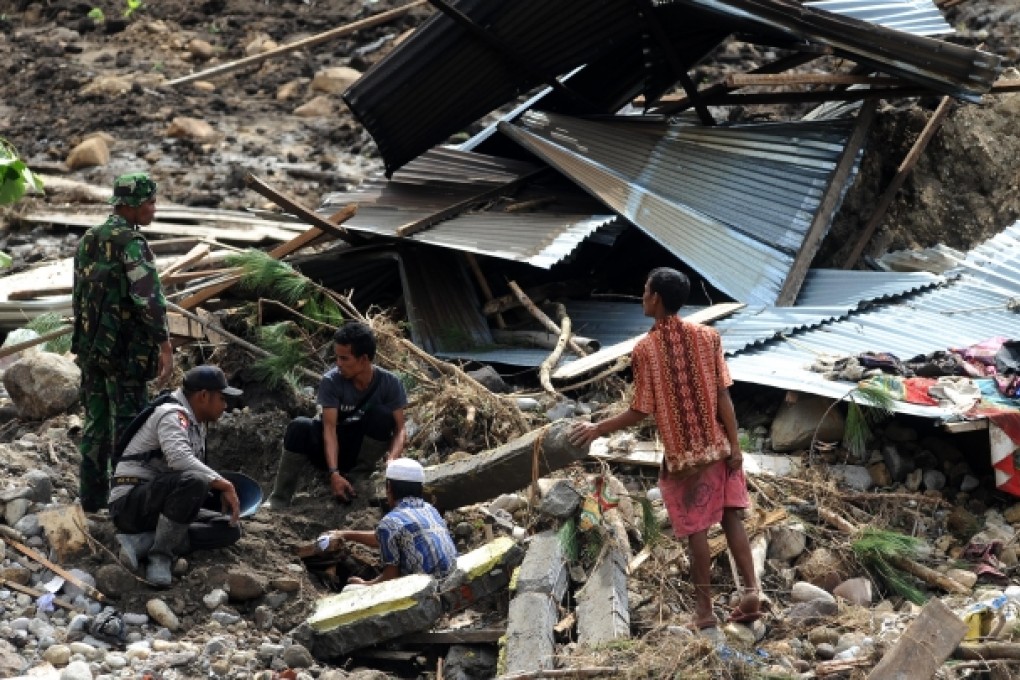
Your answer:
[123,0,143,19]
[851,528,927,604]
[0,138,44,206]
[248,321,307,389]
[226,249,344,330]
[87,7,105,22]
[809,382,894,460]
[24,313,72,355]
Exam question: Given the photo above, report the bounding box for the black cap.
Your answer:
[183,365,242,396]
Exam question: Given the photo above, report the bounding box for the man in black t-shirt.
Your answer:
[265,322,408,508]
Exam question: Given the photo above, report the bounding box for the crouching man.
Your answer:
[109,365,243,587]
[326,458,457,585]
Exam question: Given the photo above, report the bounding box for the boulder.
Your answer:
[65,135,110,169]
[770,396,844,452]
[3,352,81,420]
[766,525,808,562]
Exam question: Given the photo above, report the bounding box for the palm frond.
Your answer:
[248,321,306,389]
[557,517,579,562]
[636,496,662,547]
[24,313,72,354]
[842,383,895,457]
[851,528,927,604]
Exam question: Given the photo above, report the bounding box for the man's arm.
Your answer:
[568,408,647,447]
[387,408,407,461]
[321,407,355,501]
[348,565,400,586]
[331,529,379,548]
[123,237,172,384]
[717,386,743,469]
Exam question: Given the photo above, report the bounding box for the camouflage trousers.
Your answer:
[79,368,147,512]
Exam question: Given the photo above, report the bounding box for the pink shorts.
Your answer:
[659,460,750,538]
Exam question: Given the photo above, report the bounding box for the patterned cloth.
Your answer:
[631,315,733,474]
[376,497,457,578]
[659,460,750,537]
[72,213,169,510]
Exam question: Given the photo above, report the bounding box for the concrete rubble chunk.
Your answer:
[424,420,588,510]
[538,480,582,520]
[576,547,630,645]
[294,537,521,660]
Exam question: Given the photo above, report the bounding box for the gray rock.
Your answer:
[203,588,229,610]
[4,498,32,526]
[881,444,915,482]
[13,513,41,537]
[62,569,96,599]
[226,570,266,601]
[2,353,81,420]
[791,581,835,604]
[787,598,839,624]
[767,526,807,562]
[445,644,497,680]
[204,636,231,656]
[923,469,947,491]
[544,399,576,422]
[538,480,581,520]
[253,605,273,630]
[211,610,240,626]
[258,642,285,661]
[770,396,844,452]
[961,474,980,492]
[466,366,509,394]
[815,643,836,660]
[25,470,53,503]
[904,468,923,492]
[833,577,873,606]
[60,660,93,680]
[283,643,314,669]
[121,613,147,626]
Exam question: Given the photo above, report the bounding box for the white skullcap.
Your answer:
[386,458,425,483]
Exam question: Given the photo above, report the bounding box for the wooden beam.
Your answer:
[868,598,967,679]
[401,628,507,644]
[842,96,955,269]
[775,99,876,305]
[245,174,361,245]
[395,168,545,238]
[648,52,822,114]
[7,538,107,602]
[705,87,936,106]
[159,243,211,277]
[176,204,353,311]
[166,1,427,86]
[726,73,908,87]
[943,419,988,433]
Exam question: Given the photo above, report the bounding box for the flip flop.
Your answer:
[727,593,762,624]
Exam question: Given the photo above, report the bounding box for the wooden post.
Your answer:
[843,96,955,269]
[775,99,877,305]
[867,598,967,680]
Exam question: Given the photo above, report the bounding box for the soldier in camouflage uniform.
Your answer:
[71,172,173,512]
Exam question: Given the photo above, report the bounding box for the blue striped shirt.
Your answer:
[376,497,458,578]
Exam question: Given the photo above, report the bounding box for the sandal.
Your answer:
[727,592,762,624]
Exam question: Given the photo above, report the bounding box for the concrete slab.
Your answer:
[441,536,524,612]
[576,547,630,645]
[504,591,558,674]
[515,531,567,601]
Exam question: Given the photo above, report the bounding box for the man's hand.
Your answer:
[568,421,601,448]
[219,482,241,525]
[156,340,173,387]
[726,441,743,471]
[330,471,356,503]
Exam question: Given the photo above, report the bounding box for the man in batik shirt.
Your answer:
[570,267,761,631]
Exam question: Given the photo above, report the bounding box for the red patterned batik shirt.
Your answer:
[631,315,733,474]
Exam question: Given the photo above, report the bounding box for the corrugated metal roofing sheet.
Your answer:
[434,268,945,367]
[803,0,953,36]
[727,221,1020,416]
[795,268,947,307]
[319,148,618,269]
[662,0,999,100]
[500,111,861,305]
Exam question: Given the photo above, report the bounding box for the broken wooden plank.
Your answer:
[423,420,587,511]
[508,281,586,357]
[167,1,427,86]
[776,99,876,304]
[943,419,989,433]
[551,303,745,382]
[7,538,106,602]
[160,243,211,277]
[868,598,967,679]
[0,577,79,611]
[727,73,909,88]
[244,174,360,245]
[19,211,301,243]
[401,628,506,644]
[843,96,955,269]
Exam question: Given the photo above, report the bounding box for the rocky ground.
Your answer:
[2,0,1020,678]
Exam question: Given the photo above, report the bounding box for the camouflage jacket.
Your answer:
[71,214,169,381]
